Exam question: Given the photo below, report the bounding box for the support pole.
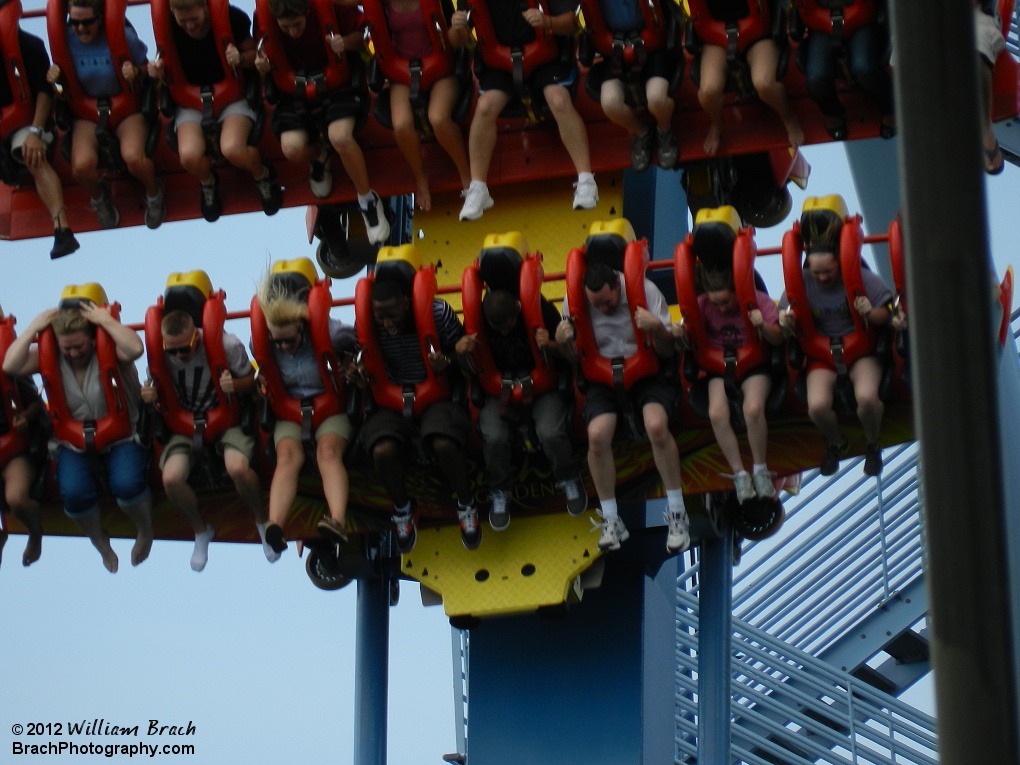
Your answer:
[890,2,1019,761]
[354,572,391,765]
[698,520,734,765]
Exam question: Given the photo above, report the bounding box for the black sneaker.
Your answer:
[557,475,588,517]
[489,490,510,531]
[50,227,80,259]
[392,508,417,554]
[819,439,849,477]
[264,522,288,553]
[199,172,221,223]
[457,504,481,550]
[630,130,654,173]
[255,163,282,216]
[863,442,883,477]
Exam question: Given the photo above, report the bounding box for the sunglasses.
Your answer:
[69,16,99,27]
[272,328,302,349]
[164,329,199,357]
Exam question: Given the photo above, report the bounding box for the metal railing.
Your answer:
[727,444,925,656]
[675,580,937,765]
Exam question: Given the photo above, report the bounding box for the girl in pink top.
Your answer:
[384,0,471,211]
[673,268,783,503]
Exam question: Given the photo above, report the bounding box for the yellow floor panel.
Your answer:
[403,511,604,618]
[410,172,626,314]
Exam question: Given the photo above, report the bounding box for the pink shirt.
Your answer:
[698,290,778,349]
[387,1,434,60]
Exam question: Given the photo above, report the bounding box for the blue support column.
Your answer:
[464,503,678,764]
[698,521,734,765]
[354,573,391,765]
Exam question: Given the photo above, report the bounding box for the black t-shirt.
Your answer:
[488,0,576,47]
[0,31,50,110]
[488,298,561,377]
[171,5,252,86]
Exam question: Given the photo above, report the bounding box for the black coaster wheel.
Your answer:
[306,545,353,591]
[732,496,785,541]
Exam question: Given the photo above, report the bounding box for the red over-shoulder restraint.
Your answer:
[468,0,561,81]
[0,316,30,470]
[0,0,35,142]
[46,0,141,130]
[355,264,450,419]
[151,0,246,117]
[462,252,557,407]
[565,239,660,390]
[781,214,878,373]
[686,0,771,54]
[794,0,877,40]
[38,304,134,453]
[255,0,356,101]
[249,280,347,432]
[363,0,457,91]
[144,291,242,446]
[674,225,770,380]
[579,0,667,63]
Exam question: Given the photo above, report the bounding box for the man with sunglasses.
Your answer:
[141,310,278,571]
[0,6,79,258]
[3,297,151,573]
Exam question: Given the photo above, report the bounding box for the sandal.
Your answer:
[985,140,1005,175]
[317,516,349,545]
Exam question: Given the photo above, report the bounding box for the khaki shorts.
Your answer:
[975,6,1006,65]
[159,425,255,470]
[360,401,471,454]
[273,413,353,447]
[9,125,55,165]
[175,98,257,131]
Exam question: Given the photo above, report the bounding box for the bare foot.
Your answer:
[415,175,431,212]
[704,123,722,156]
[785,115,804,148]
[131,533,153,566]
[22,533,41,567]
[101,544,119,574]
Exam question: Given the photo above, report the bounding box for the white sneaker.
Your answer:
[596,512,629,551]
[731,471,756,504]
[459,184,494,221]
[309,159,333,199]
[665,509,690,553]
[572,177,599,210]
[360,191,390,244]
[753,468,776,500]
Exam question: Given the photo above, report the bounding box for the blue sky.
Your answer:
[2,4,1019,763]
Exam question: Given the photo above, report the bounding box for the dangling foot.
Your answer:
[131,532,153,567]
[97,535,119,574]
[414,175,431,212]
[22,532,42,567]
[703,122,723,156]
[0,530,7,567]
[190,524,215,572]
[256,522,281,563]
[784,114,805,149]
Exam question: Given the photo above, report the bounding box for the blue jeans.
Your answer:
[56,440,151,515]
[802,27,894,117]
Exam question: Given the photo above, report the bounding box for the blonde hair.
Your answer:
[257,268,310,329]
[51,308,92,337]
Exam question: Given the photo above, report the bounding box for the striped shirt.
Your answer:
[374,299,464,386]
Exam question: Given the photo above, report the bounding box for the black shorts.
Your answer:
[582,374,677,423]
[270,91,364,138]
[591,48,677,88]
[476,60,578,95]
[360,401,471,455]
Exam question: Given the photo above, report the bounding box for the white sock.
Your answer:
[358,191,375,209]
[600,498,619,519]
[394,502,412,518]
[256,522,281,564]
[577,172,595,185]
[469,180,488,193]
[753,464,768,474]
[666,489,686,517]
[190,524,215,572]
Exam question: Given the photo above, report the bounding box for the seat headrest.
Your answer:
[375,244,421,296]
[479,232,527,295]
[270,258,319,301]
[692,206,740,271]
[59,283,109,309]
[164,270,213,325]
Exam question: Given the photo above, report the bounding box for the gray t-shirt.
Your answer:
[58,353,142,444]
[267,318,357,399]
[562,271,671,358]
[781,267,893,338]
[166,332,251,414]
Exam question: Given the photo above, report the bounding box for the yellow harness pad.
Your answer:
[404,511,603,618]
